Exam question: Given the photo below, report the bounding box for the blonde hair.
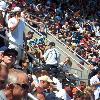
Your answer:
[84,86,93,94]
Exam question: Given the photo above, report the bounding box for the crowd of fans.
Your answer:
[0,0,100,100]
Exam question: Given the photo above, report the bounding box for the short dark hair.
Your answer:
[4,49,18,56]
[49,42,55,46]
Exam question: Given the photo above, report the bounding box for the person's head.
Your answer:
[64,57,72,66]
[12,7,21,17]
[26,31,33,39]
[79,81,86,90]
[19,57,29,69]
[39,75,53,89]
[2,49,18,66]
[7,69,29,100]
[84,86,93,97]
[48,42,55,48]
[0,63,8,89]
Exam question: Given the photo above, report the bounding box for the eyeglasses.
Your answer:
[16,83,29,90]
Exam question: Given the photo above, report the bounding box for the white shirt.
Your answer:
[8,17,25,49]
[55,89,71,100]
[53,77,62,90]
[90,75,100,100]
[43,48,60,65]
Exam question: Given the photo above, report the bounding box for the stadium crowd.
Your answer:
[0,0,100,100]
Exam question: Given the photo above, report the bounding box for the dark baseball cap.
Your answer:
[49,42,55,46]
[4,49,18,56]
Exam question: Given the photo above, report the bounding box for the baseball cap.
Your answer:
[49,42,55,46]
[12,7,21,12]
[39,75,53,83]
[3,49,18,56]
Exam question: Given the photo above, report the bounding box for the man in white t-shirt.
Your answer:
[8,7,25,60]
[43,42,60,77]
[90,70,100,100]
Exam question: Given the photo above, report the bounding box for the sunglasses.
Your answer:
[16,83,29,90]
[0,80,7,84]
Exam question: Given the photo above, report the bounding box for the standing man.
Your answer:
[7,7,25,60]
[43,42,60,77]
[90,70,100,100]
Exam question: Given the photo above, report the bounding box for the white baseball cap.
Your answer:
[39,75,53,83]
[12,7,21,12]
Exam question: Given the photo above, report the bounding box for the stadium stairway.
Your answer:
[25,22,90,84]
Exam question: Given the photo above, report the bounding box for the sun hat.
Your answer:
[39,75,53,83]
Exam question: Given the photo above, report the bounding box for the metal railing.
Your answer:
[27,13,91,67]
[26,22,89,71]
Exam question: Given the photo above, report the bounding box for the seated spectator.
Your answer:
[60,57,72,73]
[0,68,29,100]
[18,57,30,74]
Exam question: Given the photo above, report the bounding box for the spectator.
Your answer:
[34,75,53,100]
[60,57,72,73]
[43,42,60,77]
[56,83,71,100]
[1,48,18,68]
[0,68,29,100]
[90,70,100,100]
[7,6,25,60]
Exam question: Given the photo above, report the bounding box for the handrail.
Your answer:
[0,34,39,64]
[27,13,91,66]
[47,31,91,65]
[0,33,88,84]
[25,22,89,71]
[28,93,38,100]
